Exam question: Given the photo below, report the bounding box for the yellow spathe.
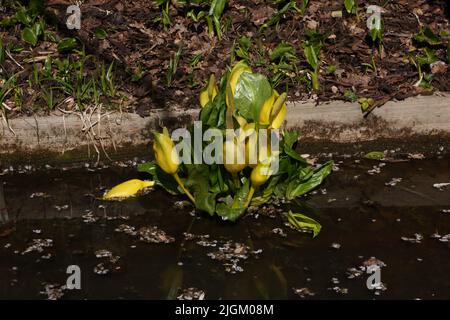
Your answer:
[104,179,155,200]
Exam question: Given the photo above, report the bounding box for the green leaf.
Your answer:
[234,72,272,122]
[364,151,385,160]
[184,164,218,215]
[303,44,318,71]
[270,41,297,62]
[287,210,322,237]
[58,38,78,53]
[195,192,217,215]
[417,48,438,66]
[216,204,246,222]
[137,161,156,175]
[414,27,442,46]
[200,89,226,128]
[344,89,358,102]
[286,160,333,199]
[252,175,282,206]
[33,20,44,38]
[95,28,108,40]
[15,8,33,26]
[22,27,38,46]
[138,161,181,195]
[216,178,250,221]
[282,130,308,164]
[344,0,356,14]
[209,0,226,18]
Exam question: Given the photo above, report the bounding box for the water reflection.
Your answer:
[0,182,9,224]
[1,158,450,299]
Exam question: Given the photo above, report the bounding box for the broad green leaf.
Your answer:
[252,175,282,206]
[414,27,442,46]
[370,28,381,43]
[364,151,385,160]
[195,192,217,215]
[234,72,272,122]
[216,204,246,222]
[286,160,333,199]
[282,130,308,164]
[33,21,44,37]
[58,38,77,53]
[209,0,226,18]
[417,48,438,66]
[283,130,299,149]
[270,42,297,62]
[184,164,218,215]
[303,44,318,71]
[287,210,322,237]
[137,161,156,175]
[22,27,37,46]
[216,178,250,221]
[344,0,356,14]
[95,28,108,40]
[138,161,180,195]
[16,8,33,26]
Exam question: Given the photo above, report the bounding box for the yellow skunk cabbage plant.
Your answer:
[134,61,333,225]
[103,179,155,200]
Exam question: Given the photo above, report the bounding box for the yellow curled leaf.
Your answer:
[270,103,287,129]
[153,128,179,175]
[250,162,272,188]
[199,74,218,108]
[259,90,277,125]
[199,90,209,108]
[270,92,286,119]
[223,139,247,174]
[234,115,248,128]
[237,122,256,142]
[103,179,155,200]
[226,61,252,107]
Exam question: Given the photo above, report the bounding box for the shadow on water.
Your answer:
[0,157,449,299]
[0,183,9,225]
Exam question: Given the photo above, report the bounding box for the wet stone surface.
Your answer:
[0,157,449,299]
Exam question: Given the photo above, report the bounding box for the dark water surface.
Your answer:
[0,157,449,299]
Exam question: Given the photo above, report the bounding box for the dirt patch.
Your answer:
[0,0,449,117]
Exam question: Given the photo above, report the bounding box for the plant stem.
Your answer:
[232,172,240,188]
[311,71,319,91]
[244,186,256,208]
[173,173,195,204]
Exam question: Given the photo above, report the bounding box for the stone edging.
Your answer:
[1,94,449,161]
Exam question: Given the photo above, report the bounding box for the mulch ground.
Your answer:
[1,0,449,117]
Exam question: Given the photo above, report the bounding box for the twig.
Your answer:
[5,50,24,70]
[0,102,16,135]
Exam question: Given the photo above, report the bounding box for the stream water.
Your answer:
[0,157,449,299]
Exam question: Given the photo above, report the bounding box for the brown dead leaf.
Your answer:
[251,6,275,26]
[431,61,448,74]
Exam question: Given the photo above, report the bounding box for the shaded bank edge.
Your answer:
[1,95,449,166]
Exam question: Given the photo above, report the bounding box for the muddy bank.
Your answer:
[1,95,449,166]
